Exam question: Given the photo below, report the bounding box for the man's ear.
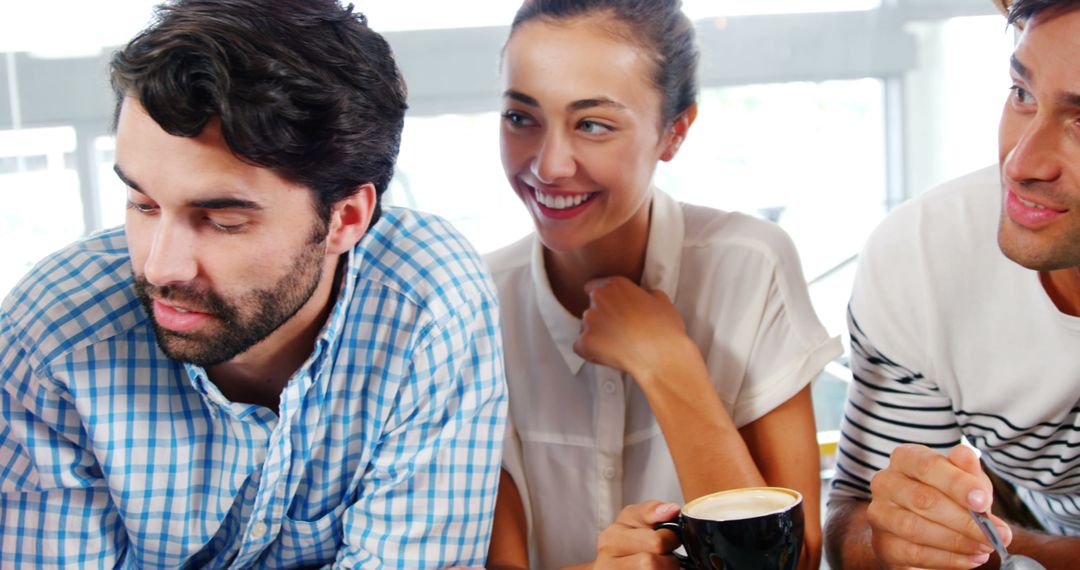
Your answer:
[660,104,698,162]
[325,183,376,255]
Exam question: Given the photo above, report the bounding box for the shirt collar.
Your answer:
[532,188,685,375]
[320,247,360,350]
[531,236,587,374]
[641,189,683,301]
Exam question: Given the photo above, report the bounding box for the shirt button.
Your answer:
[602,466,616,479]
[603,381,616,394]
[250,521,268,539]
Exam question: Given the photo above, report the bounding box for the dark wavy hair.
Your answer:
[509,0,698,128]
[110,0,408,227]
[1009,0,1080,24]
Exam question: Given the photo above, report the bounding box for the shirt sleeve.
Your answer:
[333,294,508,569]
[0,316,131,568]
[828,223,964,505]
[828,307,964,504]
[730,227,843,427]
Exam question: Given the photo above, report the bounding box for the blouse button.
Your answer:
[602,466,617,479]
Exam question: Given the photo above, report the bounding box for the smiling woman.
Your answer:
[484,3,840,569]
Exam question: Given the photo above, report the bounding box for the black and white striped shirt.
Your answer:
[828,166,1080,535]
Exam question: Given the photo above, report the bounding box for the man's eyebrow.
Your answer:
[114,164,262,210]
[504,90,539,107]
[189,197,263,211]
[568,97,626,112]
[1008,55,1080,108]
[114,164,142,193]
[1011,54,1030,79]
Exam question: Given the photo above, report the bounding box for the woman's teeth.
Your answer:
[535,191,592,210]
[1018,197,1047,210]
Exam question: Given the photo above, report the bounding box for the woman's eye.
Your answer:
[578,120,613,135]
[502,110,535,127]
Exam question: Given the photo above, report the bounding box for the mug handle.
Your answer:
[654,520,693,569]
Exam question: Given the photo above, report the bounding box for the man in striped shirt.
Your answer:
[0,1,507,568]
[825,1,1080,568]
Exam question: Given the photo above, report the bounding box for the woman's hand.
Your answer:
[573,276,697,384]
[593,501,683,570]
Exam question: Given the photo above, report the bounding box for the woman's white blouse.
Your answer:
[484,190,841,569]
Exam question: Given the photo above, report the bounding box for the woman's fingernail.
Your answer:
[970,553,991,565]
[656,503,679,515]
[967,490,989,510]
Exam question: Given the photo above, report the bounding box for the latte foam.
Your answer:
[685,489,798,522]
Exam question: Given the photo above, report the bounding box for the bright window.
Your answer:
[391,113,532,254]
[95,136,126,230]
[0,126,84,296]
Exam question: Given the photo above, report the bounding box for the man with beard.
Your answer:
[825,1,1080,568]
[0,1,506,568]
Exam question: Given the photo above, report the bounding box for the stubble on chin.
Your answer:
[997,212,1080,272]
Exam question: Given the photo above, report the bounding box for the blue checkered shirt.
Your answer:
[0,207,507,569]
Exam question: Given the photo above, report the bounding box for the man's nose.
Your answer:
[1004,114,1063,185]
[141,221,199,287]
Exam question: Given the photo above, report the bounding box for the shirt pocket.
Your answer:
[274,511,343,567]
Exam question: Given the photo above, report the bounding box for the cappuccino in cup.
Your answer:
[657,487,804,570]
[684,487,799,521]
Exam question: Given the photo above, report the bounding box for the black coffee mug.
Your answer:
[655,487,804,570]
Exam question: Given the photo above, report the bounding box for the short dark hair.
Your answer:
[110,0,408,227]
[1009,0,1080,25]
[509,0,698,128]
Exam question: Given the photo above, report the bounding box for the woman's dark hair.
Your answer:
[110,0,408,227]
[1009,0,1080,25]
[509,0,698,127]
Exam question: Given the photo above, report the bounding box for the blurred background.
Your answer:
[0,0,1015,474]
